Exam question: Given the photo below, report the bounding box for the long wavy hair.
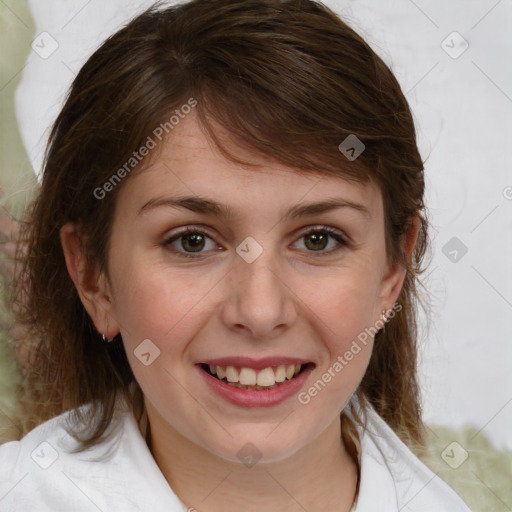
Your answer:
[10,0,430,474]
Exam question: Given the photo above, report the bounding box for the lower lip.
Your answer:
[197,365,313,408]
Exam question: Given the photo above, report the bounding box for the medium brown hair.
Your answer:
[11,0,430,463]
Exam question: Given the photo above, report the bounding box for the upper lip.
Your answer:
[198,356,313,369]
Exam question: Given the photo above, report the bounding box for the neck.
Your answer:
[144,409,359,512]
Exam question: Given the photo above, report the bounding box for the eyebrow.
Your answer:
[138,195,371,220]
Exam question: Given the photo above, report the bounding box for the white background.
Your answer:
[15,0,512,451]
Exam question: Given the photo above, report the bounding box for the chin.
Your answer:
[203,426,311,466]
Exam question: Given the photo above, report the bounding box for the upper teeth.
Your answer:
[208,364,302,387]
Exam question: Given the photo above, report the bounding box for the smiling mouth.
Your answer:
[200,363,313,390]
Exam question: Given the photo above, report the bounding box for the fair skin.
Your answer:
[60,111,419,512]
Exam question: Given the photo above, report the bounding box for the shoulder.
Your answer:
[0,403,121,511]
[0,405,77,477]
[0,401,184,511]
[347,398,473,512]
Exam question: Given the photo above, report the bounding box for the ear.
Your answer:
[60,222,119,339]
[377,215,421,312]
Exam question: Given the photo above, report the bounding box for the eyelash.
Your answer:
[162,226,348,259]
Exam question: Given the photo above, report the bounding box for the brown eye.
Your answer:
[293,227,347,255]
[163,228,219,257]
[304,232,329,251]
[180,232,206,252]
[162,225,347,259]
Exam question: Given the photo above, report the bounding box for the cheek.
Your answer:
[306,262,382,339]
[109,254,221,352]
[299,265,380,398]
[109,262,210,404]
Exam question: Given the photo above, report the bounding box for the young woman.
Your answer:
[0,1,472,510]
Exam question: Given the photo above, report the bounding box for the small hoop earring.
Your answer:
[101,318,114,345]
[379,309,388,334]
[101,333,116,345]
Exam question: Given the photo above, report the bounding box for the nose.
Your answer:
[220,248,298,340]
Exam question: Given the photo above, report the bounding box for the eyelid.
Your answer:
[162,226,220,259]
[295,225,349,256]
[162,224,350,258]
[299,224,348,240]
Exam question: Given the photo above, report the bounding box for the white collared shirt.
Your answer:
[0,399,472,511]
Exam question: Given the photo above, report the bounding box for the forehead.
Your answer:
[123,111,382,218]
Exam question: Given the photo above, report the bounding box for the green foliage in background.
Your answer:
[419,425,512,512]
[0,0,37,220]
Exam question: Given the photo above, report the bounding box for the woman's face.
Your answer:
[96,111,406,463]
